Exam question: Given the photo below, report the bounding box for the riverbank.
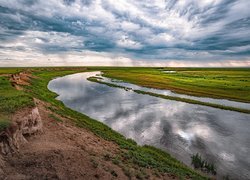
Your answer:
[87,76,250,114]
[51,71,250,179]
[88,67,250,103]
[0,67,207,179]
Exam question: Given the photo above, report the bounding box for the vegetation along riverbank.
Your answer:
[88,67,250,103]
[0,67,209,179]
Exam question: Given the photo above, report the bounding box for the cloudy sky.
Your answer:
[0,0,250,67]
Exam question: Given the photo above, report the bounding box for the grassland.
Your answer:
[88,67,250,103]
[0,69,34,129]
[87,76,250,114]
[0,67,207,179]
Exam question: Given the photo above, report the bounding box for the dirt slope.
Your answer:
[0,98,174,180]
[1,99,124,179]
[0,71,178,180]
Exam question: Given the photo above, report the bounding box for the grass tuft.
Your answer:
[191,153,216,175]
[0,118,11,131]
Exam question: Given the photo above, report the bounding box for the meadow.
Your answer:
[0,69,34,130]
[87,76,250,114]
[88,67,250,103]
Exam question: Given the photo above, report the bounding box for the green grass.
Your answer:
[49,113,63,122]
[21,67,207,179]
[133,90,250,114]
[0,75,34,130]
[87,76,132,90]
[0,118,11,131]
[87,76,250,114]
[0,67,25,75]
[87,67,250,103]
[191,153,216,175]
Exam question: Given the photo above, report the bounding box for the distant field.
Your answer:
[0,68,25,75]
[2,67,249,103]
[90,67,250,103]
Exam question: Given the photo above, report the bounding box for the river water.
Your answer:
[48,72,250,179]
[99,73,250,111]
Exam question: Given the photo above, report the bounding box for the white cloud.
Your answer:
[147,33,175,46]
[0,0,249,66]
[120,21,140,32]
[1,49,249,67]
[1,30,85,52]
[116,35,143,49]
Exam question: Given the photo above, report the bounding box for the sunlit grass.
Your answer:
[87,76,250,114]
[0,75,34,131]
[90,67,250,103]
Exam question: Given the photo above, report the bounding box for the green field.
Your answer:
[0,70,34,129]
[88,67,250,103]
[0,67,208,179]
[87,76,250,114]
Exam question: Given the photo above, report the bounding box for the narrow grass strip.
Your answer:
[87,77,250,114]
[27,70,207,179]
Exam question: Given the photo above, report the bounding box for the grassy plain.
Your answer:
[89,67,250,103]
[0,69,34,129]
[87,76,250,114]
[0,67,207,179]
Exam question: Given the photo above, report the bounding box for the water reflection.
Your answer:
[48,72,250,179]
[99,74,250,110]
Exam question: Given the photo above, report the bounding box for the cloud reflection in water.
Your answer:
[48,72,250,179]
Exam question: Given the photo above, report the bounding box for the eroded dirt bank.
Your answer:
[0,99,174,179]
[0,99,129,179]
[0,71,195,179]
[0,72,129,179]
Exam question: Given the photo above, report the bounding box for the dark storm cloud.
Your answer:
[0,0,249,66]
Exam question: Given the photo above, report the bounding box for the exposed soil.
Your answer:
[9,72,33,90]
[1,99,124,179]
[0,71,175,180]
[0,74,11,77]
[0,98,175,180]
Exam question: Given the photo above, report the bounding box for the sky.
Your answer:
[0,0,250,67]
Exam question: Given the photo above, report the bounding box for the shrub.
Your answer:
[191,153,216,175]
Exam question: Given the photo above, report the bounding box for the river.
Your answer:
[48,72,250,179]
